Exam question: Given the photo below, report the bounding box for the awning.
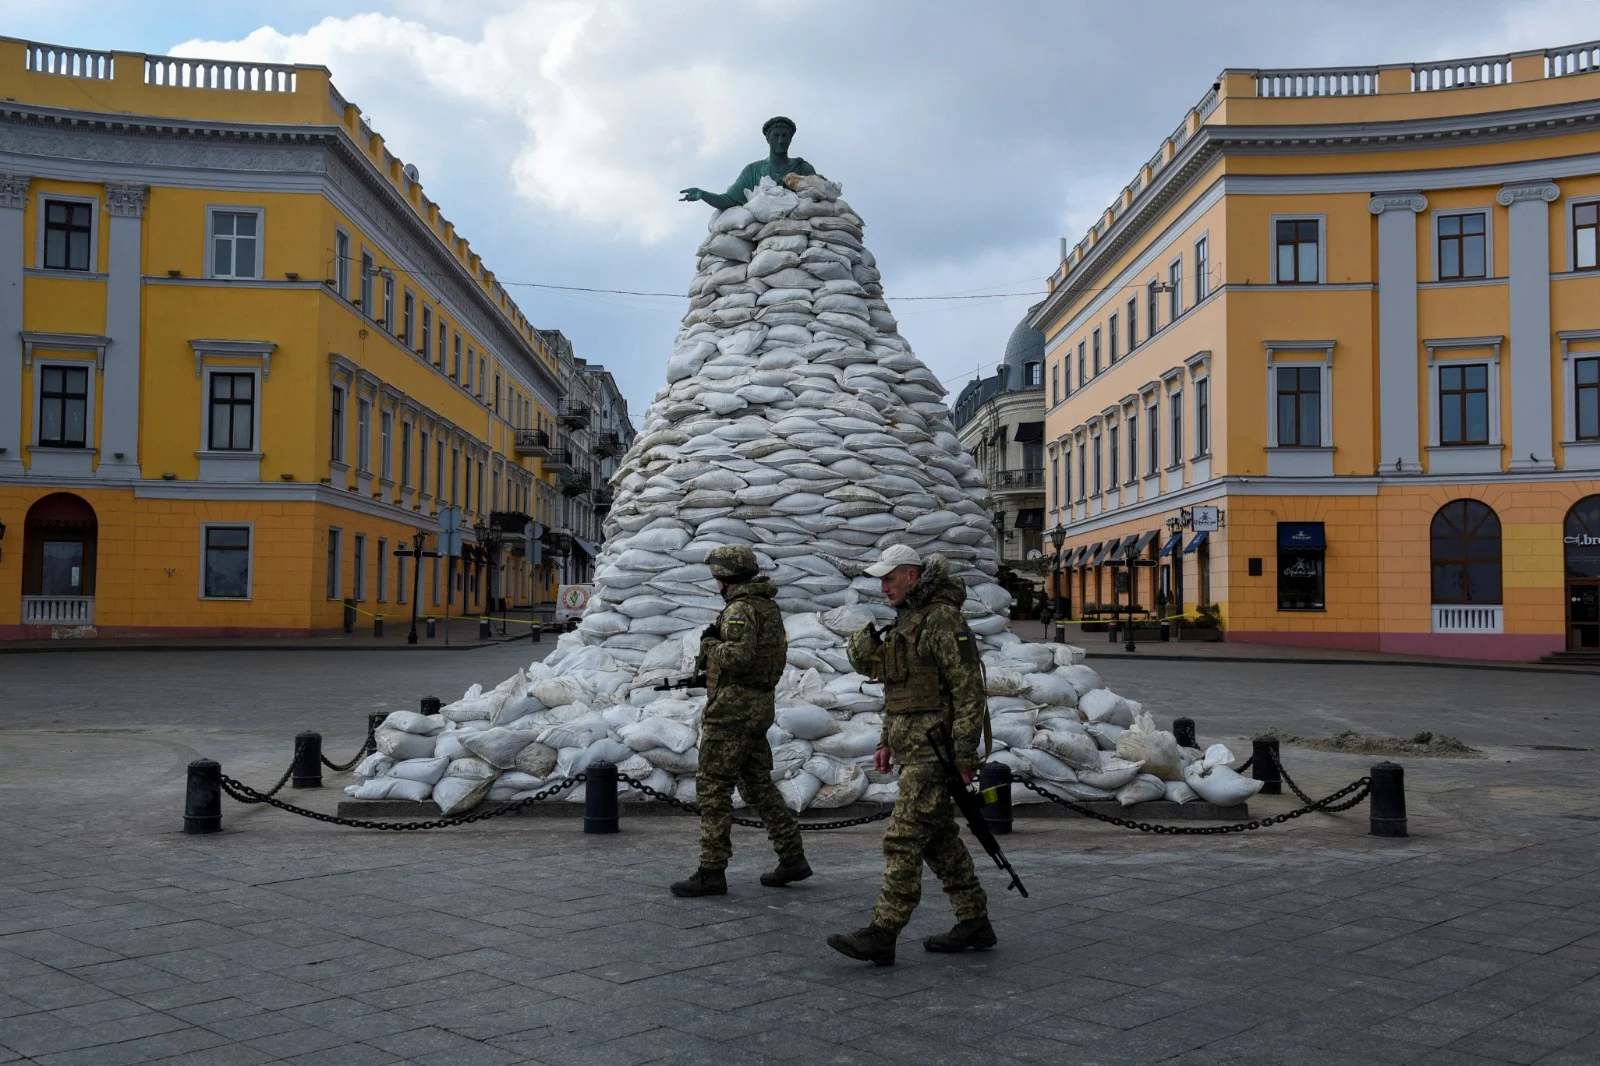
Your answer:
[572,536,598,559]
[1068,545,1089,568]
[1128,529,1161,560]
[1013,421,1044,443]
[1279,522,1326,550]
[1158,532,1184,557]
[1183,530,1210,554]
[1107,534,1139,565]
[1085,541,1107,566]
[1014,508,1044,530]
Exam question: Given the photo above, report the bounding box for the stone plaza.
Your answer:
[1,644,1597,1065]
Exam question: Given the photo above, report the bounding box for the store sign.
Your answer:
[1192,506,1220,532]
[1282,557,1320,579]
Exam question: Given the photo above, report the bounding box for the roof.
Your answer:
[949,304,1046,430]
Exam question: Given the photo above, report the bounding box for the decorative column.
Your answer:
[1498,181,1560,472]
[101,183,148,479]
[0,175,28,477]
[1369,193,1427,475]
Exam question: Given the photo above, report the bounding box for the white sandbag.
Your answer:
[984,749,1035,778]
[374,726,436,761]
[1079,689,1135,727]
[532,677,591,709]
[1116,773,1167,807]
[770,739,813,780]
[345,776,434,802]
[445,757,497,781]
[1037,715,1086,734]
[570,738,634,776]
[863,782,900,804]
[1031,729,1099,769]
[537,715,607,750]
[1116,714,1185,781]
[1202,743,1237,769]
[618,717,698,754]
[637,746,699,774]
[777,703,840,740]
[802,754,850,786]
[461,727,539,769]
[513,742,559,778]
[1048,780,1117,802]
[1163,779,1200,804]
[990,715,1038,750]
[441,694,496,724]
[432,731,468,762]
[1056,664,1102,698]
[674,777,698,805]
[380,711,443,736]
[810,728,881,759]
[987,695,1037,715]
[777,771,824,811]
[1183,763,1264,806]
[1087,723,1124,751]
[1017,747,1078,782]
[433,775,492,815]
[984,665,1028,696]
[496,770,546,792]
[812,765,869,808]
[1052,644,1087,668]
[1002,644,1056,672]
[1022,672,1078,707]
[389,756,450,785]
[353,753,393,780]
[1077,755,1145,791]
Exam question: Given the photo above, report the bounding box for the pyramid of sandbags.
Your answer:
[349,175,1257,815]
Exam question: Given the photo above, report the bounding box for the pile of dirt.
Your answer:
[1264,728,1484,759]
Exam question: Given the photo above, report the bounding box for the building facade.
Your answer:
[1036,40,1600,660]
[951,312,1047,594]
[0,37,573,638]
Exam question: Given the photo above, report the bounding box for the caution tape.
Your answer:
[343,602,556,628]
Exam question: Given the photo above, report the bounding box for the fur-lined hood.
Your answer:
[904,553,965,612]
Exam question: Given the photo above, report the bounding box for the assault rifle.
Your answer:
[653,672,707,692]
[926,720,1029,898]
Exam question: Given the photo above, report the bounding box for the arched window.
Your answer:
[1430,499,1501,604]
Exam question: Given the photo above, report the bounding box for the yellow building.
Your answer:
[1036,41,1600,660]
[0,37,571,638]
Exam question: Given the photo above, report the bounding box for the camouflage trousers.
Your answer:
[871,764,988,935]
[696,721,804,871]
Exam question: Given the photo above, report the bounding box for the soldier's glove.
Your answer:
[702,622,722,643]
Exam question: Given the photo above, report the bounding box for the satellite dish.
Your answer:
[1026,549,1042,560]
[403,163,420,183]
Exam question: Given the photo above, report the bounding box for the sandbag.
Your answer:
[433,775,492,815]
[353,753,393,780]
[388,756,450,785]
[990,715,1037,750]
[570,738,634,776]
[1076,755,1145,791]
[812,764,868,807]
[461,727,539,769]
[374,726,436,761]
[345,776,433,802]
[636,746,699,775]
[770,739,813,780]
[1031,729,1099,769]
[1079,689,1135,727]
[1184,763,1264,806]
[1116,773,1167,807]
[380,711,443,735]
[777,703,840,740]
[810,728,881,759]
[1056,664,1102,698]
[432,732,469,762]
[513,742,559,778]
[1086,723,1124,751]
[1116,713,1185,781]
[1163,779,1200,804]
[618,717,698,754]
[1022,672,1078,708]
[777,771,823,811]
[1017,746,1078,782]
[445,757,497,781]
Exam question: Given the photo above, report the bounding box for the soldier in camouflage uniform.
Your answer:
[827,544,993,965]
[671,544,811,897]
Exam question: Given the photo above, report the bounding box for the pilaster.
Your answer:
[1498,181,1559,472]
[101,182,147,479]
[1369,193,1427,475]
[0,175,28,477]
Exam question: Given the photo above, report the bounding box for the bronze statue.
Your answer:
[680,116,817,211]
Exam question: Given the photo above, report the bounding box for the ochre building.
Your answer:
[1035,41,1600,660]
[0,37,573,638]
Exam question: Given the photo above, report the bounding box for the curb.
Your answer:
[333,797,1247,822]
[1080,650,1600,676]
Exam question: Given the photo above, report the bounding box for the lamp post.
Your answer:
[392,532,440,645]
[1048,524,1067,632]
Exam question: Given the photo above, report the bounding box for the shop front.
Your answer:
[1566,494,1600,651]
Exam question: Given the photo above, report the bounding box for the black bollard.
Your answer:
[420,696,441,715]
[1108,622,1119,643]
[531,621,541,643]
[292,732,323,789]
[1251,737,1282,795]
[374,614,384,638]
[1160,621,1171,642]
[1054,623,1066,644]
[978,762,1013,835]
[184,759,222,834]
[1173,717,1198,749]
[584,762,619,834]
[425,616,436,639]
[365,712,386,756]
[478,616,491,640]
[1369,762,1408,838]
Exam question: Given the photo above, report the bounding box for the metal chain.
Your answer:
[1236,755,1253,774]
[1015,776,1371,835]
[320,722,380,772]
[1267,747,1317,805]
[216,774,585,830]
[614,772,895,832]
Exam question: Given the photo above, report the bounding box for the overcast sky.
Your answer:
[9,0,1600,420]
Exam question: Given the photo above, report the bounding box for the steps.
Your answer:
[1539,650,1600,666]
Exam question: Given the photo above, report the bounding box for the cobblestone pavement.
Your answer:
[2,646,1597,1065]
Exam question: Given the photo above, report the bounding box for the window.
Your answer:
[451,448,460,505]
[1063,454,1071,507]
[382,274,395,331]
[1109,315,1120,363]
[1438,213,1487,280]
[1170,390,1183,466]
[380,410,393,481]
[1092,435,1103,495]
[359,252,374,315]
[210,210,260,279]
[397,546,407,605]
[1147,402,1159,475]
[1275,219,1320,283]
[1575,202,1598,271]
[476,460,485,515]
[377,538,388,602]
[1578,358,1600,441]
[1127,297,1138,351]
[38,365,89,448]
[1023,361,1041,387]
[1077,443,1086,500]
[402,291,415,348]
[331,386,346,462]
[43,199,92,271]
[203,526,251,599]
[1077,341,1086,386]
[1169,259,1183,319]
[1147,280,1160,337]
[1194,237,1209,302]
[1108,426,1120,490]
[401,421,413,487]
[1195,378,1210,456]
[1278,522,1325,611]
[1051,455,1059,511]
[478,355,487,399]
[1439,364,1490,446]
[436,441,446,506]
[1126,414,1138,484]
[1275,367,1322,447]
[334,230,350,297]
[437,320,447,368]
[453,334,462,381]
[1093,329,1102,375]
[1430,500,1502,605]
[419,430,430,494]
[494,373,502,414]
[421,306,433,359]
[354,534,367,601]
[327,529,342,599]
[1051,363,1059,405]
[357,398,372,471]
[208,373,255,451]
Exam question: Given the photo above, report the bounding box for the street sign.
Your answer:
[1192,506,1220,532]
[524,522,542,566]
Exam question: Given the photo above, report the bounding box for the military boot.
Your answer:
[670,868,727,898]
[826,924,896,966]
[923,917,997,953]
[760,854,813,887]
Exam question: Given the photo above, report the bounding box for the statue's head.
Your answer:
[762,115,796,154]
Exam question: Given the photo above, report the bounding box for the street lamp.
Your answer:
[1048,524,1067,637]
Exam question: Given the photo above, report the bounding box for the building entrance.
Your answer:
[1565,495,1600,651]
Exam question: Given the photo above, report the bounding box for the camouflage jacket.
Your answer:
[847,555,986,768]
[697,578,787,728]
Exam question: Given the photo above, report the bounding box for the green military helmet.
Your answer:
[705,543,760,581]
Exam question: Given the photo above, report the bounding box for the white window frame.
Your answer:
[1431,207,1494,282]
[420,305,432,359]
[32,356,97,450]
[1269,213,1326,286]
[380,408,394,482]
[1075,431,1088,503]
[333,227,351,297]
[201,365,262,454]
[1187,351,1212,459]
[205,206,265,280]
[1162,368,1185,472]
[35,192,100,274]
[356,396,372,473]
[199,522,254,601]
[359,250,375,317]
[1263,343,1336,479]
[377,537,388,603]
[1193,233,1210,303]
[1426,339,1502,449]
[1559,331,1600,469]
[330,384,347,465]
[402,289,415,349]
[1565,195,1600,273]
[1168,256,1184,320]
[1144,392,1161,478]
[1146,277,1161,337]
[382,273,395,332]
[353,533,367,602]
[401,419,414,489]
